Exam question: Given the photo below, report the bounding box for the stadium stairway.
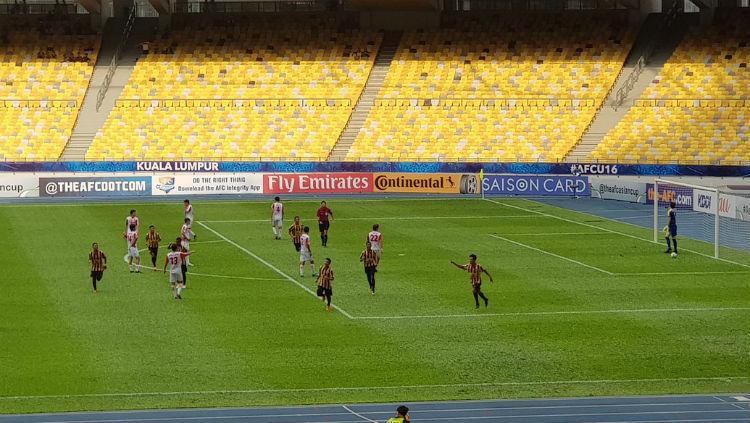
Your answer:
[565,13,691,162]
[327,31,402,161]
[61,18,158,161]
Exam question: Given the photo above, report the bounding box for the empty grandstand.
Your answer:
[591,9,750,164]
[0,16,100,161]
[86,15,381,161]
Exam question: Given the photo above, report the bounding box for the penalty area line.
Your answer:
[197,221,355,319]
[488,234,614,275]
[484,198,750,270]
[351,307,750,320]
[200,215,535,223]
[1,376,748,401]
[120,255,286,282]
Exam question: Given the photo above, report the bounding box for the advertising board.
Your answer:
[264,173,373,194]
[372,173,480,194]
[152,173,263,195]
[39,177,152,198]
[482,175,590,196]
[592,179,646,203]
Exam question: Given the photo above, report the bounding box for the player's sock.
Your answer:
[299,263,304,277]
[672,239,678,253]
[177,286,183,297]
[151,256,157,267]
[92,277,97,291]
[664,236,672,252]
[479,292,489,307]
[473,292,480,308]
[310,263,317,276]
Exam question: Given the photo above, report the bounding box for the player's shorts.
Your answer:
[318,221,330,232]
[316,286,332,297]
[372,247,382,258]
[668,225,677,237]
[182,239,190,251]
[293,241,301,252]
[300,250,313,263]
[169,270,183,284]
[128,246,140,258]
[90,270,103,281]
[273,218,283,228]
[472,282,482,293]
[364,266,377,275]
[148,246,159,256]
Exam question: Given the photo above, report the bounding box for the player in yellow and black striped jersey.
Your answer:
[88,243,107,293]
[288,216,304,252]
[316,258,334,311]
[451,254,493,309]
[359,241,379,294]
[146,225,162,268]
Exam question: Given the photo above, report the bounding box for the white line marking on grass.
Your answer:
[119,255,286,282]
[1,377,747,401]
[200,215,534,223]
[498,232,609,236]
[352,307,750,320]
[484,198,750,270]
[343,405,380,423]
[197,221,354,319]
[616,271,750,276]
[489,234,614,275]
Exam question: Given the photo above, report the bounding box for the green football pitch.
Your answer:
[1,197,748,414]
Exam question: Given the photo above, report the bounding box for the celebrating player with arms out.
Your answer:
[272,196,284,240]
[164,243,191,300]
[124,224,141,273]
[451,254,493,309]
[288,216,304,252]
[299,226,318,278]
[368,223,383,259]
[316,200,333,247]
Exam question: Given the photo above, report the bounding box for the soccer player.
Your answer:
[171,237,189,286]
[387,406,411,423]
[126,209,140,233]
[451,254,493,309]
[299,226,318,278]
[360,241,379,294]
[664,201,678,255]
[316,258,334,311]
[184,199,194,224]
[367,223,383,259]
[288,216,304,252]
[181,218,195,266]
[164,243,191,300]
[272,196,284,240]
[146,225,161,269]
[88,242,107,293]
[316,200,333,247]
[124,224,141,273]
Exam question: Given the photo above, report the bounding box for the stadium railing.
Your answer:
[95,2,136,112]
[0,99,78,108]
[0,3,80,14]
[611,0,680,110]
[113,98,353,107]
[171,1,323,13]
[448,0,629,10]
[372,98,599,108]
[632,99,750,107]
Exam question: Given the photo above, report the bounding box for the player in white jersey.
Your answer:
[124,224,141,273]
[367,223,383,259]
[184,199,194,224]
[299,226,318,278]
[180,218,195,266]
[164,243,191,299]
[126,209,140,233]
[271,196,284,240]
